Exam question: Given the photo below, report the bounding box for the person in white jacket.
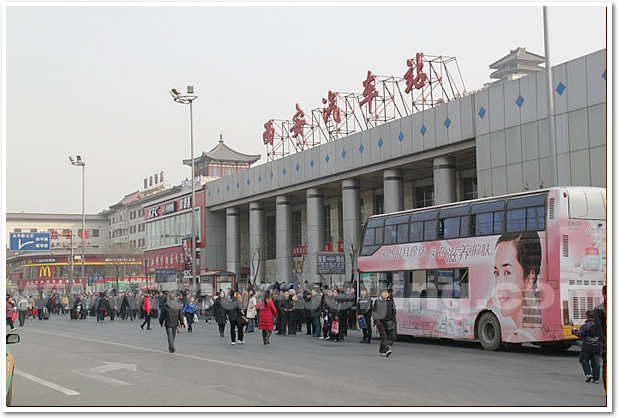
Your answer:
[245,288,257,332]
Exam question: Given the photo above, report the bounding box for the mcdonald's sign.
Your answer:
[39,265,53,278]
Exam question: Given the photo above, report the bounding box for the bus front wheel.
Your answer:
[477,313,502,351]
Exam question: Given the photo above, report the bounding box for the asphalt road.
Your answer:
[7,313,607,409]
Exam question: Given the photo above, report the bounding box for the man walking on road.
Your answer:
[17,294,29,327]
[594,284,607,394]
[372,288,394,357]
[159,291,183,353]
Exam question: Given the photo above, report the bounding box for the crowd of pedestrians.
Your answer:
[7,282,399,358]
[6,282,608,391]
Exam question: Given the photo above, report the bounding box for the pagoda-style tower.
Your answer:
[488,47,545,84]
[183,134,261,179]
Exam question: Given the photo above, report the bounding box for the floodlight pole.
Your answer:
[171,87,198,291]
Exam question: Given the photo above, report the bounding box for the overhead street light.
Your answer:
[70,155,86,294]
[170,86,198,290]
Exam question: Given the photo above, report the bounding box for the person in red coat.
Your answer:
[257,291,278,345]
[140,294,153,330]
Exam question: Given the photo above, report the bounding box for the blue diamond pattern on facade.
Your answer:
[296,163,300,172]
[359,144,364,154]
[516,95,524,107]
[556,82,566,96]
[325,155,330,163]
[341,149,347,159]
[208,191,211,196]
[236,182,240,189]
[258,175,262,182]
[217,188,220,194]
[378,138,384,148]
[398,132,404,142]
[478,107,486,119]
[270,172,274,179]
[310,159,315,168]
[226,186,229,192]
[247,179,250,186]
[444,117,451,128]
[420,125,427,136]
[603,70,607,80]
[283,168,287,176]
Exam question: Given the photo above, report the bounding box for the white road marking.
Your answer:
[14,370,80,396]
[72,369,133,387]
[22,329,305,378]
[72,361,138,387]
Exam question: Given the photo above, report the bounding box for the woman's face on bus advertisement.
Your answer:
[493,240,532,322]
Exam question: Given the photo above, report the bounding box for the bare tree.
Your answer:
[249,245,262,286]
[102,243,144,291]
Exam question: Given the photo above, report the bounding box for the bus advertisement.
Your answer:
[357,187,606,351]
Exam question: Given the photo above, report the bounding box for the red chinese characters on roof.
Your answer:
[263,119,275,145]
[322,90,342,124]
[359,70,379,114]
[404,52,427,94]
[291,103,306,141]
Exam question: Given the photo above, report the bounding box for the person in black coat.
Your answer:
[97,293,111,323]
[573,310,601,383]
[372,288,395,357]
[226,290,244,345]
[120,293,130,320]
[159,291,182,353]
[212,290,227,337]
[593,284,607,393]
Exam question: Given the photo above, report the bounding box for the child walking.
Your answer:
[572,310,601,383]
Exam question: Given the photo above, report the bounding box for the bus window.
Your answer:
[362,229,375,246]
[460,216,470,237]
[397,223,409,244]
[506,208,526,232]
[375,227,383,245]
[384,224,397,245]
[457,269,469,299]
[409,222,423,242]
[527,206,545,231]
[439,217,460,239]
[411,270,427,296]
[474,212,494,235]
[424,220,437,240]
[438,270,454,297]
[493,211,504,234]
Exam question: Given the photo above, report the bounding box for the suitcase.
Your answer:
[43,311,50,320]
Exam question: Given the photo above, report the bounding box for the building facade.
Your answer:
[200,49,607,287]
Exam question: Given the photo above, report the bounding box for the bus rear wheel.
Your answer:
[477,313,502,351]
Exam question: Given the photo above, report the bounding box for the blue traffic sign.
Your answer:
[9,232,52,251]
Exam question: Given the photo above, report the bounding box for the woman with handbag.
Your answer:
[246,289,257,333]
[257,290,278,345]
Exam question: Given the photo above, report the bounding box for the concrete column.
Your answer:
[384,169,404,213]
[204,208,226,271]
[342,179,361,281]
[434,156,456,205]
[249,201,265,285]
[306,188,324,284]
[226,207,241,275]
[276,195,293,284]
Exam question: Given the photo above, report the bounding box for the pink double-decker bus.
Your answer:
[357,187,606,351]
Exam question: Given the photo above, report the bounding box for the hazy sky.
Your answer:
[4,3,608,215]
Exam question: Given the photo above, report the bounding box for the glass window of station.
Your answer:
[145,201,201,249]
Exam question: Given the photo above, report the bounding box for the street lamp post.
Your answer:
[170,86,198,291]
[69,155,86,294]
